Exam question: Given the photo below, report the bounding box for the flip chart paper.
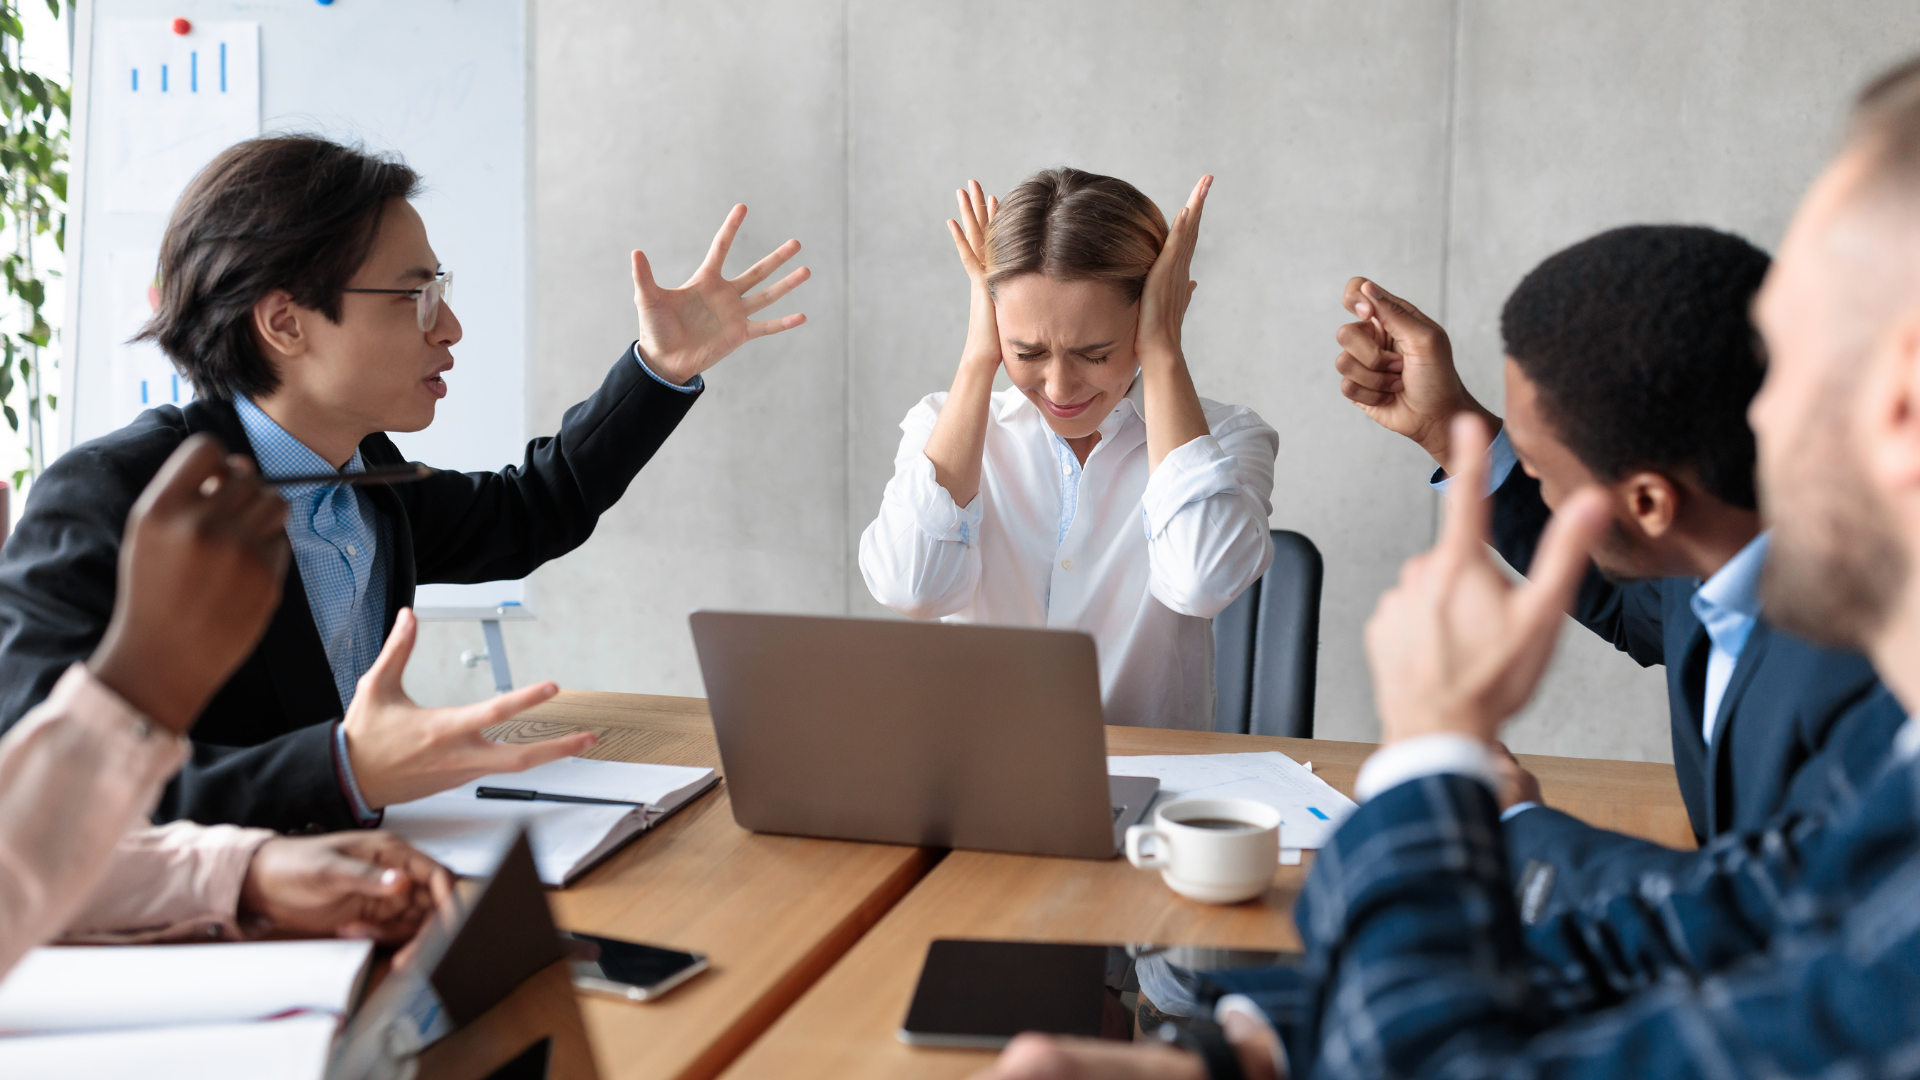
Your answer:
[99,20,260,215]
[1108,751,1358,852]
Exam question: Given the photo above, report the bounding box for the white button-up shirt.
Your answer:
[859,380,1278,730]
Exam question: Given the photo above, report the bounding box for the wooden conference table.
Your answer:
[450,690,1693,1080]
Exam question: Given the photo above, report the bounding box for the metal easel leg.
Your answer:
[480,618,513,693]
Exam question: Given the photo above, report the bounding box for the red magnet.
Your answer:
[170,17,191,35]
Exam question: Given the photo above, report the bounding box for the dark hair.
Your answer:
[984,167,1169,305]
[1500,225,1771,510]
[134,134,422,401]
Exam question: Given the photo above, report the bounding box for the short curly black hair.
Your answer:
[1501,225,1771,511]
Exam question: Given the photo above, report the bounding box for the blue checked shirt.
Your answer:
[235,397,392,824]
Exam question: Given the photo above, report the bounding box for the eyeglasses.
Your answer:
[341,271,453,332]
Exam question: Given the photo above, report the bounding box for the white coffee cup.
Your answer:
[1124,798,1281,904]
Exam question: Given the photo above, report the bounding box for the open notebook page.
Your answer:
[0,939,372,1035]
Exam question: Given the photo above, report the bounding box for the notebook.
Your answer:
[383,756,719,886]
[0,938,374,1035]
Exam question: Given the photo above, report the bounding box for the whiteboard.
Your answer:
[63,0,533,619]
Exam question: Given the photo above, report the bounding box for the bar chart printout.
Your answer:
[99,20,260,215]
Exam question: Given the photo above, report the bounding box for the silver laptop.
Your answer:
[689,611,1158,860]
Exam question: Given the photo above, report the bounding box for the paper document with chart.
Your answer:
[1107,752,1357,852]
[384,756,718,886]
[98,20,260,215]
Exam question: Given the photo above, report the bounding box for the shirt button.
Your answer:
[1061,557,1074,570]
[1061,463,1072,476]
[345,544,358,557]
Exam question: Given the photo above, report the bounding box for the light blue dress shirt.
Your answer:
[235,396,391,825]
[1689,531,1770,745]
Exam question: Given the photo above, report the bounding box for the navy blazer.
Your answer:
[0,348,696,833]
[1210,742,1920,1080]
[1487,468,1886,845]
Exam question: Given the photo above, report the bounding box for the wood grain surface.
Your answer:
[469,691,1692,1080]
[719,726,1695,1080]
[484,692,936,1080]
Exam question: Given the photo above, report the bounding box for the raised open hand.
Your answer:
[1364,414,1610,746]
[343,609,594,809]
[632,204,809,386]
[1335,278,1494,464]
[1135,174,1212,368]
[947,179,1002,372]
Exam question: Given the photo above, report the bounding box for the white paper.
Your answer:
[1109,752,1357,851]
[106,248,187,429]
[0,1014,336,1080]
[99,20,260,215]
[383,757,715,883]
[0,939,370,1035]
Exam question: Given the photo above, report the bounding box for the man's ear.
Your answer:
[1612,470,1682,541]
[1863,307,1920,497]
[252,290,308,361]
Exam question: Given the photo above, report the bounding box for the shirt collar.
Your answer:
[232,396,365,492]
[1694,530,1770,622]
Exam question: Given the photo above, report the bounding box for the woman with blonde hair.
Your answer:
[859,169,1277,729]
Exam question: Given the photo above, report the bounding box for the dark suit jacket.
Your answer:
[0,348,697,832]
[1486,468,1887,846]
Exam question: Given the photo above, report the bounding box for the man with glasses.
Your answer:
[0,134,810,833]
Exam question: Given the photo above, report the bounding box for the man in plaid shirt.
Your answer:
[976,54,1920,1080]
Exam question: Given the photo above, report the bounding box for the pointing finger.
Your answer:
[1438,413,1495,562]
[631,250,660,301]
[453,680,562,735]
[1517,486,1609,626]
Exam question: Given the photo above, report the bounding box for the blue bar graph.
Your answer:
[140,380,149,405]
[220,44,226,92]
[170,374,180,402]
[190,52,197,92]
[160,64,168,92]
[130,68,137,91]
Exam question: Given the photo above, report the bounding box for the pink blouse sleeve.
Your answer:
[59,821,274,944]
[0,664,189,976]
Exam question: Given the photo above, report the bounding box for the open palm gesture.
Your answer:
[633,204,810,385]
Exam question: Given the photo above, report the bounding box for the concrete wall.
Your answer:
[402,0,1920,763]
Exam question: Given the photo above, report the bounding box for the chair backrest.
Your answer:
[1212,530,1323,739]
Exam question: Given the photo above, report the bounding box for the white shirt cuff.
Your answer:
[889,451,984,545]
[630,341,704,393]
[1353,734,1501,802]
[1430,426,1518,496]
[1500,800,1541,822]
[1140,434,1240,538]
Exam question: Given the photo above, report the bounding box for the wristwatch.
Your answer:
[1155,1019,1247,1080]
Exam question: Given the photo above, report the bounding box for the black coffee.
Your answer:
[1176,818,1261,832]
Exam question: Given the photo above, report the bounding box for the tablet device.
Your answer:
[898,939,1301,1048]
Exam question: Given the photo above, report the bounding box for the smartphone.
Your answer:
[558,930,709,1002]
[898,939,1301,1048]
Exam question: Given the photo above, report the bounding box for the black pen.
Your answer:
[264,463,437,488]
[477,786,658,813]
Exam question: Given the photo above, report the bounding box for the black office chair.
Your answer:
[1212,530,1324,739]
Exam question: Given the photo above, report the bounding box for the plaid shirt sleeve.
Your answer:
[1277,759,1920,1080]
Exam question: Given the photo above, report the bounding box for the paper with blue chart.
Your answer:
[1107,752,1357,856]
[99,20,259,215]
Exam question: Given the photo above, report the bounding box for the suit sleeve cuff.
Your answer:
[1428,426,1518,495]
[630,341,704,394]
[1354,734,1501,802]
[332,722,383,827]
